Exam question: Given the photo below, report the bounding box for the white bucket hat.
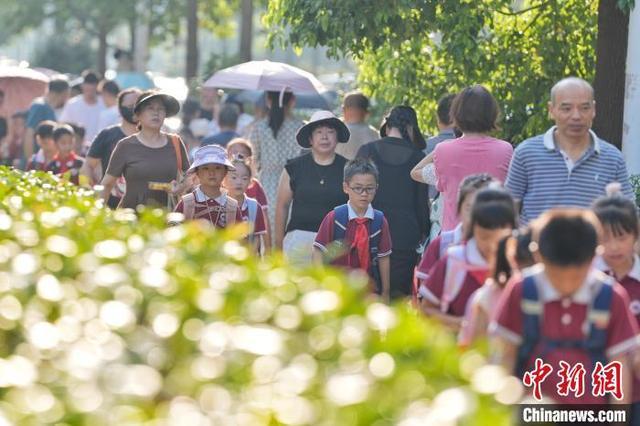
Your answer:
[187,144,235,174]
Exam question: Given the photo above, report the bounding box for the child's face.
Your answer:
[37,136,56,154]
[473,225,513,264]
[543,260,592,297]
[224,165,251,197]
[343,173,377,211]
[601,226,637,270]
[56,134,74,156]
[196,164,227,189]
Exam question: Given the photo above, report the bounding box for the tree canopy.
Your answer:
[266,0,623,142]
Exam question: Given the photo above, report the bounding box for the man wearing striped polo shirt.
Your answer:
[506,77,633,223]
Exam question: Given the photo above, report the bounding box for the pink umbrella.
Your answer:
[0,66,49,118]
[203,60,326,94]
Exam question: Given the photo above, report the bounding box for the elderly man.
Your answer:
[506,77,633,223]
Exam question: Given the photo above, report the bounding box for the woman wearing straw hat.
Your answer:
[356,105,430,299]
[101,91,191,209]
[274,110,349,265]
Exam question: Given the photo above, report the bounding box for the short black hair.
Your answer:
[81,69,100,84]
[436,93,456,126]
[343,91,370,111]
[35,120,57,139]
[466,187,517,239]
[12,110,28,120]
[535,209,600,266]
[48,78,70,93]
[457,173,495,214]
[592,194,639,237]
[100,80,120,97]
[450,85,500,133]
[53,124,75,141]
[67,123,85,139]
[343,157,379,183]
[218,103,240,128]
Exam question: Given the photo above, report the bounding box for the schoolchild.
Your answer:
[46,124,84,185]
[313,158,392,300]
[419,187,517,330]
[27,121,57,171]
[491,209,639,404]
[458,228,534,347]
[223,158,268,253]
[414,173,495,300]
[593,190,640,411]
[174,144,242,228]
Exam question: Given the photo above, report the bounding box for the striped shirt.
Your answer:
[505,126,633,224]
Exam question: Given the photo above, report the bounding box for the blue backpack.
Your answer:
[515,274,614,379]
[332,204,385,293]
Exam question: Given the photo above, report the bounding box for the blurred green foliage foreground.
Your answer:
[0,168,514,425]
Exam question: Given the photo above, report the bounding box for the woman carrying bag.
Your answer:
[101,91,191,209]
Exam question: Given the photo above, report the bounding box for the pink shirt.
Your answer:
[434,135,513,231]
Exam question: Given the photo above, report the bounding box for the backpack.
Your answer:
[244,197,259,242]
[181,191,238,226]
[515,274,614,378]
[332,204,385,293]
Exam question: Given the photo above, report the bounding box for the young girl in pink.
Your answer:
[419,187,517,331]
[458,229,534,347]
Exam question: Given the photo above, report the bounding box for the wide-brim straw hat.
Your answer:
[296,110,350,148]
[134,91,181,118]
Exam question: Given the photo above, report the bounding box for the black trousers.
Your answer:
[390,249,419,299]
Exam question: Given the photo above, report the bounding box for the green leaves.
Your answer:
[0,168,512,424]
[265,0,599,143]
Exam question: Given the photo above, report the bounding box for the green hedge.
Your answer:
[0,168,512,425]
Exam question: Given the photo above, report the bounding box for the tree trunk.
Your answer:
[97,25,108,75]
[621,3,640,173]
[186,0,199,81]
[592,0,629,149]
[129,15,137,54]
[239,0,253,62]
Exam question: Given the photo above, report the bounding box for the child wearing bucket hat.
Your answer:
[174,145,243,228]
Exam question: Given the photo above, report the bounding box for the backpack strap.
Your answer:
[584,280,614,367]
[247,197,258,225]
[439,229,456,258]
[332,204,350,243]
[170,134,183,175]
[368,209,384,261]
[181,192,196,220]
[225,195,238,226]
[516,275,542,377]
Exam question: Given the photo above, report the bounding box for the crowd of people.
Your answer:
[2,70,640,410]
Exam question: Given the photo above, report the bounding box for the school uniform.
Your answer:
[174,187,243,228]
[595,255,640,403]
[491,264,640,404]
[420,238,489,317]
[415,223,464,283]
[46,152,84,185]
[314,202,392,273]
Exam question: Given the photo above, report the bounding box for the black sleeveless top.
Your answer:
[357,137,430,250]
[285,152,348,233]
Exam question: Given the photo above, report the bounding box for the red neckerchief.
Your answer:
[350,217,370,271]
[52,152,78,173]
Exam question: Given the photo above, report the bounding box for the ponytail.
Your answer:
[267,91,293,138]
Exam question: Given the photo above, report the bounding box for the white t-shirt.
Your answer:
[60,95,105,143]
[98,105,120,133]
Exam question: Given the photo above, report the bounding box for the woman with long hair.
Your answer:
[248,91,303,230]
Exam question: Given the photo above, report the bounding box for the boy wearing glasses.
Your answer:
[313,158,392,301]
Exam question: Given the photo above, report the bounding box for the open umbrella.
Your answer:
[203,60,326,94]
[231,89,337,110]
[0,66,49,118]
